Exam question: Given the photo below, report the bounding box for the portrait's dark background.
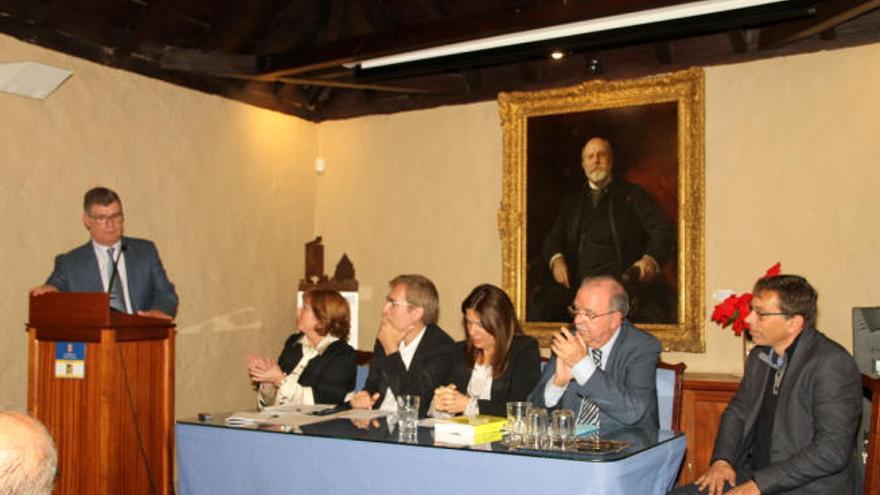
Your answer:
[525,101,678,322]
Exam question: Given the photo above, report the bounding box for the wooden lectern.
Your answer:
[27,292,174,495]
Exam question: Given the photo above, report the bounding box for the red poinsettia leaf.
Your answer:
[763,262,781,279]
[732,317,746,336]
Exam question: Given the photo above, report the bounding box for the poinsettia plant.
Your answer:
[711,263,781,336]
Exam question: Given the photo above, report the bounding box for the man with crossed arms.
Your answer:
[528,276,660,432]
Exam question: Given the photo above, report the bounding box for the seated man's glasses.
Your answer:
[749,306,794,320]
[385,298,413,309]
[566,306,617,321]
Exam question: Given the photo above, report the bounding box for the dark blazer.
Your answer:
[542,179,674,280]
[448,334,541,417]
[711,327,862,494]
[45,236,179,317]
[277,333,357,405]
[528,320,660,432]
[363,323,454,417]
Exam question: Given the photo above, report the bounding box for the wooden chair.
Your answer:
[657,360,687,431]
[864,373,880,495]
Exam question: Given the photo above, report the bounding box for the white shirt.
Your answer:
[91,240,132,313]
[428,362,494,418]
[544,325,622,406]
[464,364,493,416]
[260,334,339,408]
[378,326,427,412]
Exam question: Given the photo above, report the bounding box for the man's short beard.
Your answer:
[588,169,609,185]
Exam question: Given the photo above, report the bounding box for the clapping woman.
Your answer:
[432,284,541,417]
[248,289,356,407]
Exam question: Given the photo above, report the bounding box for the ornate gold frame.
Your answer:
[497,68,705,352]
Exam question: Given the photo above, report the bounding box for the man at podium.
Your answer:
[30,186,178,320]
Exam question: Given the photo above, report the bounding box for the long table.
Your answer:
[177,415,685,495]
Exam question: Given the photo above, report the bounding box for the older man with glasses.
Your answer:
[30,186,178,320]
[528,275,661,432]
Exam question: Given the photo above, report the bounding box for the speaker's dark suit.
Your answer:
[710,327,862,494]
[528,320,660,432]
[362,323,453,417]
[45,236,179,317]
[447,334,542,417]
[276,333,356,405]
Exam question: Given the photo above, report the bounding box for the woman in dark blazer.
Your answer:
[432,284,541,417]
[248,289,356,406]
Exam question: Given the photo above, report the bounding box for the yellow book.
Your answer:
[434,415,507,438]
[434,428,503,446]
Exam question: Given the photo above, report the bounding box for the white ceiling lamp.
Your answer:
[356,0,792,69]
[0,61,72,99]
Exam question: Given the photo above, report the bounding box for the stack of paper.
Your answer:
[434,415,506,445]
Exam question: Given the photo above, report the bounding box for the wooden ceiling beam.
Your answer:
[113,0,176,57]
[759,0,880,48]
[256,0,691,77]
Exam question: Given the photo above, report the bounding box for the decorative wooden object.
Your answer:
[864,373,880,495]
[298,236,358,292]
[27,292,175,495]
[676,373,740,486]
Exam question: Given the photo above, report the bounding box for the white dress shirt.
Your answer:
[91,240,132,313]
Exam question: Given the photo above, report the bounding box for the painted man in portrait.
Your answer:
[529,137,676,323]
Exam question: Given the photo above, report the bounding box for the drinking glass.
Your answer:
[506,401,531,447]
[524,406,548,449]
[396,395,420,440]
[551,409,576,450]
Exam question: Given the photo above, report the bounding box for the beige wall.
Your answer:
[314,105,503,346]
[666,42,880,372]
[1,34,318,417]
[315,43,880,376]
[3,32,879,415]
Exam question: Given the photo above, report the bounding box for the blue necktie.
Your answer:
[107,247,126,312]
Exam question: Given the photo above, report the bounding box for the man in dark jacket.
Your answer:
[534,137,675,323]
[672,274,862,495]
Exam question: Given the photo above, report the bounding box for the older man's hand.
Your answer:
[551,327,587,368]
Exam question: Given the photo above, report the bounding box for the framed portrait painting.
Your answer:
[498,68,705,352]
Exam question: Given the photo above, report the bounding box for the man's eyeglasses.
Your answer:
[566,306,617,321]
[749,307,793,320]
[385,298,413,309]
[89,212,124,224]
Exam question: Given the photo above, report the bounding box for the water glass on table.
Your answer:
[396,395,420,441]
[550,409,575,450]
[506,401,531,447]
[524,406,549,449]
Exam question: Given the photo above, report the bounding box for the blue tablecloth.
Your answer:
[177,417,685,495]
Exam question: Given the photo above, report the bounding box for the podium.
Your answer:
[27,293,175,495]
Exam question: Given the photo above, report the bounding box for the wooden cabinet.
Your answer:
[677,373,741,486]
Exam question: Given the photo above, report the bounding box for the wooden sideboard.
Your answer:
[677,373,741,486]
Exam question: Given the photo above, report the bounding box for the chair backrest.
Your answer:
[863,373,880,495]
[355,350,372,391]
[657,360,686,431]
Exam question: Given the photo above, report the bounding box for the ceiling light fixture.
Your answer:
[356,0,793,69]
[550,50,565,60]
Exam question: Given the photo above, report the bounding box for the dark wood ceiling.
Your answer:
[1,0,878,121]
